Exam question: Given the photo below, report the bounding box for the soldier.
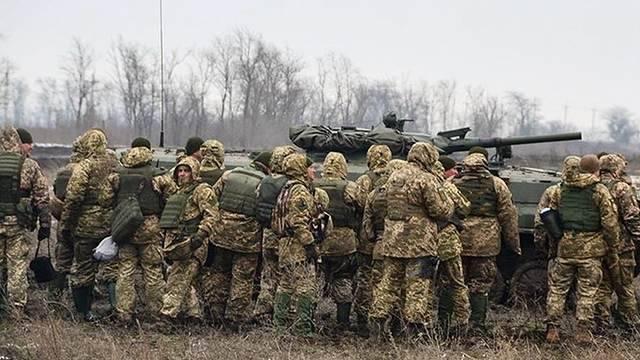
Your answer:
[544,154,620,344]
[50,136,84,295]
[594,154,640,330]
[0,126,50,318]
[254,145,297,318]
[369,142,454,338]
[184,137,205,162]
[198,140,225,186]
[314,151,363,330]
[434,159,471,332]
[59,129,117,321]
[354,145,391,334]
[272,153,322,336]
[359,158,406,337]
[453,153,519,332]
[99,140,176,323]
[205,151,271,327]
[159,156,217,322]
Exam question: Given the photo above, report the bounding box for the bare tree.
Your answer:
[466,87,507,137]
[234,30,265,147]
[434,80,457,130]
[61,38,97,132]
[604,106,637,144]
[507,91,541,136]
[0,58,14,123]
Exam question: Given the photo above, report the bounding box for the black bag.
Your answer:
[29,237,56,283]
[111,197,145,244]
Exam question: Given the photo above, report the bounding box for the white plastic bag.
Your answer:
[93,236,119,261]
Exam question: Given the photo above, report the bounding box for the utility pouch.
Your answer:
[111,196,144,244]
[540,207,564,241]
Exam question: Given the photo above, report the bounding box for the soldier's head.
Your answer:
[253,151,273,174]
[16,128,33,157]
[283,153,309,181]
[561,155,581,181]
[322,152,348,179]
[599,154,625,177]
[200,139,225,169]
[407,142,439,170]
[77,129,107,158]
[386,159,407,174]
[468,146,489,160]
[122,146,153,167]
[0,125,21,154]
[366,144,392,171]
[185,136,205,161]
[174,156,200,186]
[131,137,151,150]
[305,156,316,182]
[270,145,297,174]
[462,153,489,173]
[439,155,458,178]
[579,154,600,176]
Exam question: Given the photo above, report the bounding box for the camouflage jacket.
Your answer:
[534,183,560,259]
[99,147,176,244]
[547,173,620,259]
[0,125,50,229]
[437,180,470,261]
[600,173,639,254]
[454,172,520,257]
[379,143,454,259]
[60,129,116,238]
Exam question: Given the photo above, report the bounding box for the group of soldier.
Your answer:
[0,122,637,345]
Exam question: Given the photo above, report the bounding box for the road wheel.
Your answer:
[509,260,548,307]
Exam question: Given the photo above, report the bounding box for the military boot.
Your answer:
[273,292,292,329]
[72,286,100,322]
[545,325,560,344]
[49,271,68,298]
[469,293,489,333]
[336,302,352,331]
[574,322,593,344]
[296,295,316,337]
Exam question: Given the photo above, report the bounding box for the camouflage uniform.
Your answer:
[454,153,519,329]
[60,129,117,318]
[370,143,454,331]
[594,154,640,328]
[315,152,363,327]
[99,147,177,321]
[0,125,50,312]
[160,156,217,319]
[434,162,471,328]
[254,145,297,317]
[544,156,620,333]
[273,153,320,336]
[353,145,391,330]
[204,159,269,324]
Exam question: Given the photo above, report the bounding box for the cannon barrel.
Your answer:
[442,132,582,154]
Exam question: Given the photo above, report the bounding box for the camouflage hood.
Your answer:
[599,154,625,177]
[283,153,308,182]
[200,139,225,169]
[462,153,490,174]
[367,144,391,172]
[271,145,297,174]
[76,129,107,158]
[407,142,439,171]
[322,152,348,179]
[560,155,581,182]
[69,136,84,163]
[0,125,21,154]
[174,156,201,184]
[122,147,153,168]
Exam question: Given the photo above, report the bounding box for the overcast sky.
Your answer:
[1,0,638,134]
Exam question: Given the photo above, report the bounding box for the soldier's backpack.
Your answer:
[111,196,144,245]
[256,174,289,228]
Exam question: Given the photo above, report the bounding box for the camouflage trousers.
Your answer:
[97,258,119,284]
[200,246,258,322]
[370,256,437,325]
[437,255,470,325]
[461,256,497,295]
[160,258,201,318]
[321,255,356,304]
[70,236,102,288]
[546,257,603,327]
[116,242,165,316]
[353,253,383,320]
[277,261,317,299]
[594,251,639,326]
[0,223,29,308]
[254,248,280,316]
[55,225,74,274]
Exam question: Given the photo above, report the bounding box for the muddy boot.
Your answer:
[469,293,488,333]
[546,324,560,344]
[273,292,292,329]
[575,322,593,344]
[356,314,370,338]
[296,295,316,337]
[336,302,352,331]
[72,286,99,322]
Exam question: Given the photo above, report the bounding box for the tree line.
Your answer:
[0,30,636,147]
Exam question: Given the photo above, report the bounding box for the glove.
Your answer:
[61,229,73,243]
[190,232,206,251]
[37,227,50,241]
[304,244,318,263]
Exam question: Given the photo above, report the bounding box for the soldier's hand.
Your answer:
[37,226,50,241]
[304,244,318,262]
